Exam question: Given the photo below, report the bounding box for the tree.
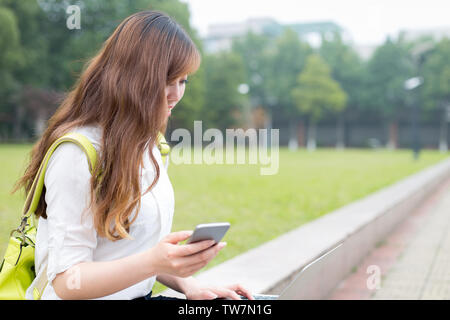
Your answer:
[365,37,414,149]
[0,5,22,137]
[319,32,365,149]
[0,0,203,139]
[292,54,347,151]
[0,6,22,80]
[0,0,46,139]
[422,38,450,152]
[232,32,273,116]
[230,31,279,149]
[268,28,313,149]
[202,51,247,131]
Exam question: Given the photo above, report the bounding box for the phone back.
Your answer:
[187,222,230,244]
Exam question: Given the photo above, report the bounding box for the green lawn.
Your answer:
[1,144,448,294]
[0,145,32,258]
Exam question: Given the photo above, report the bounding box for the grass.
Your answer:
[0,145,32,257]
[0,144,448,294]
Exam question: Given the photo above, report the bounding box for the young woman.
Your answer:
[16,10,253,300]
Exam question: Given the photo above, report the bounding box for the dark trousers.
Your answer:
[133,291,184,301]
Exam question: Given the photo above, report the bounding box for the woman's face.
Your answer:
[165,75,188,117]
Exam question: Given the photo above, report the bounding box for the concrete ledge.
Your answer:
[162,157,450,299]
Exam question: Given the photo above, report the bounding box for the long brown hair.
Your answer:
[13,11,201,240]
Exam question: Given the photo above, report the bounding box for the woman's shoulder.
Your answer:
[44,140,93,189]
[45,125,102,182]
[70,125,102,152]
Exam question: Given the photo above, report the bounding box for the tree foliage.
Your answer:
[365,37,414,118]
[292,54,347,123]
[422,38,450,109]
[319,32,365,112]
[268,28,313,120]
[1,1,450,144]
[202,51,247,130]
[0,0,203,137]
[231,31,273,108]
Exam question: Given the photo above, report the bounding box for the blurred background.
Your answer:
[1,0,449,150]
[1,0,450,294]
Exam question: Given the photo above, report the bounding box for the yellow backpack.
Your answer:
[0,132,170,300]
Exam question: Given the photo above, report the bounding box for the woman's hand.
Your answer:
[184,282,255,300]
[147,231,226,278]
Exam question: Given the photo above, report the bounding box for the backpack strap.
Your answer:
[21,132,97,223]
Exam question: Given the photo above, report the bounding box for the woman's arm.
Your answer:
[53,250,156,300]
[52,231,223,299]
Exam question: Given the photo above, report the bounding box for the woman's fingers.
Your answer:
[182,242,226,267]
[154,233,228,278]
[167,242,226,277]
[212,284,254,300]
[227,283,254,300]
[211,287,242,300]
[178,239,217,256]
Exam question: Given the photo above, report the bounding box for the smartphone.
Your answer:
[186,222,230,244]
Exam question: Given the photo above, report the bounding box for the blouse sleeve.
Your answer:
[43,142,98,283]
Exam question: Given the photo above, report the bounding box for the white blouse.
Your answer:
[25,125,175,300]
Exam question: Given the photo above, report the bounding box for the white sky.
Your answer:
[181,0,450,45]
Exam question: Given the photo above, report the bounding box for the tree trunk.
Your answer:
[386,120,398,150]
[12,104,25,140]
[288,118,298,151]
[439,107,448,153]
[336,113,345,150]
[307,121,317,151]
[297,119,305,148]
[264,109,273,148]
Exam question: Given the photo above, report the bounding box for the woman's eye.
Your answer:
[167,79,188,86]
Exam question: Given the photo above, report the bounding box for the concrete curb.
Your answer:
[162,157,450,299]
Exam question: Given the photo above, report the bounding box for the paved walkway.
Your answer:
[329,177,450,300]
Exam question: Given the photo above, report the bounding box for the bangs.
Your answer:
[167,29,201,82]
